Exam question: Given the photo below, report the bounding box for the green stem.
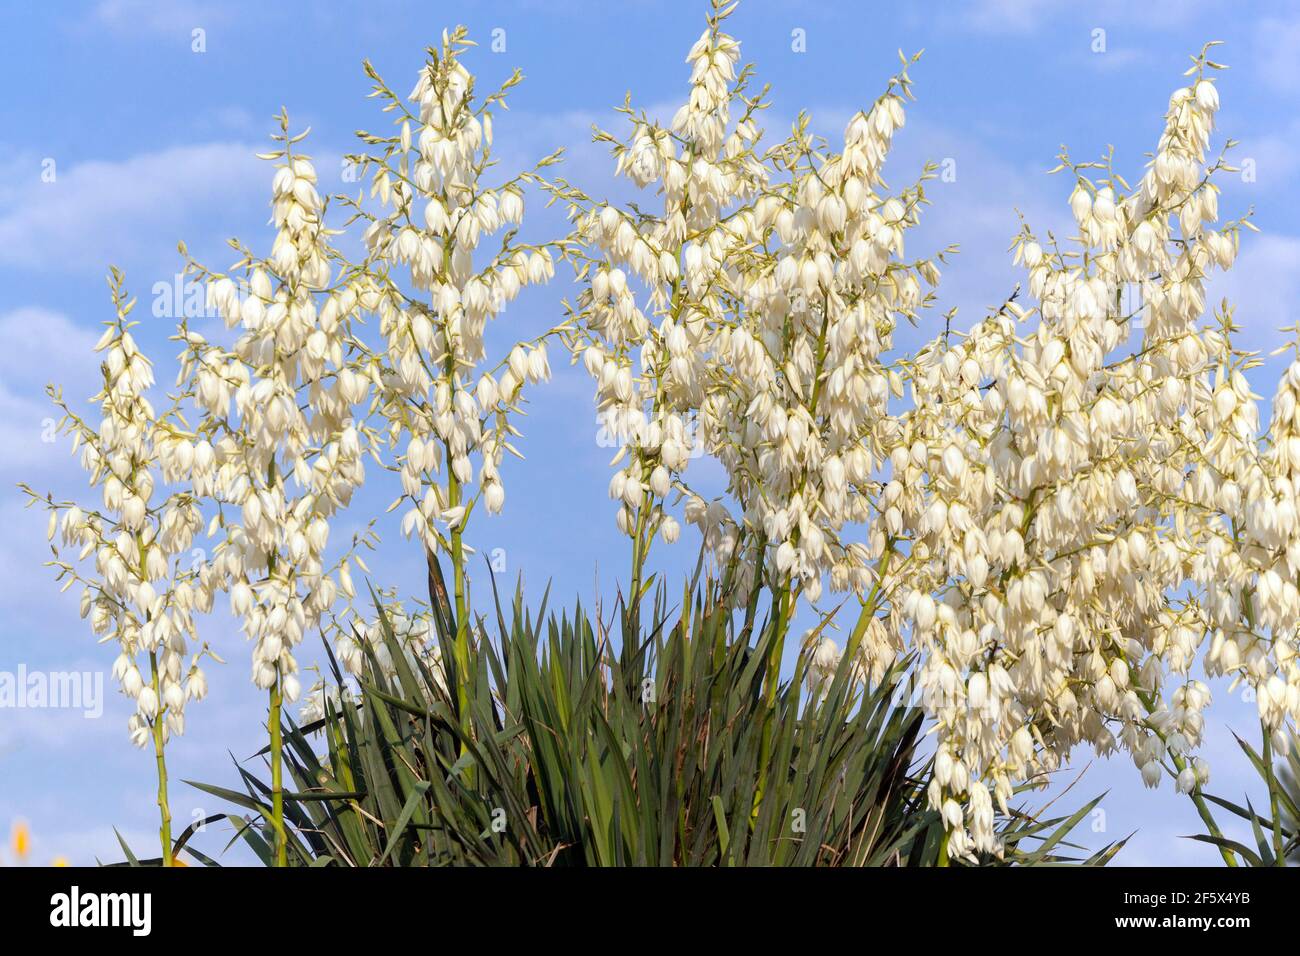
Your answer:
[448,465,472,750]
[738,537,768,643]
[437,213,472,752]
[752,583,792,821]
[1261,722,1286,866]
[148,651,173,868]
[264,457,287,867]
[269,681,287,867]
[1167,747,1236,866]
[626,476,653,639]
[844,543,895,665]
[762,585,792,710]
[713,534,761,704]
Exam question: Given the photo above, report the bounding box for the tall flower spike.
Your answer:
[561,11,938,705]
[894,49,1255,860]
[183,113,374,865]
[23,269,213,866]
[556,0,773,612]
[341,26,564,738]
[187,116,367,706]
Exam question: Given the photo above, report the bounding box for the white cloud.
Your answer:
[92,0,226,36]
[1234,120,1300,189]
[0,308,100,471]
[0,142,266,276]
[0,307,100,392]
[1253,16,1300,94]
[1084,47,1143,72]
[960,0,1213,35]
[963,0,1057,35]
[0,699,123,755]
[0,494,81,630]
[0,308,105,632]
[485,107,610,197]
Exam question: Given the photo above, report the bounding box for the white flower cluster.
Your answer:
[29,272,211,747]
[560,6,934,621]
[182,118,368,704]
[35,30,561,756]
[1231,341,1300,731]
[563,14,1288,860]
[549,12,925,722]
[180,32,564,709]
[355,28,558,557]
[889,61,1265,858]
[560,6,768,574]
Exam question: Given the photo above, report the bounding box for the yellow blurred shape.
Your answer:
[11,821,30,859]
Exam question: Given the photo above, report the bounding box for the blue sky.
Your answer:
[3,0,1300,866]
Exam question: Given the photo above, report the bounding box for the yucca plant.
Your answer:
[175,553,1122,867]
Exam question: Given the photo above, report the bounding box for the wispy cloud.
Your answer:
[0,307,99,469]
[1232,119,1300,191]
[91,0,227,36]
[0,307,100,393]
[0,142,267,276]
[1253,15,1300,94]
[959,0,1214,35]
[962,0,1056,35]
